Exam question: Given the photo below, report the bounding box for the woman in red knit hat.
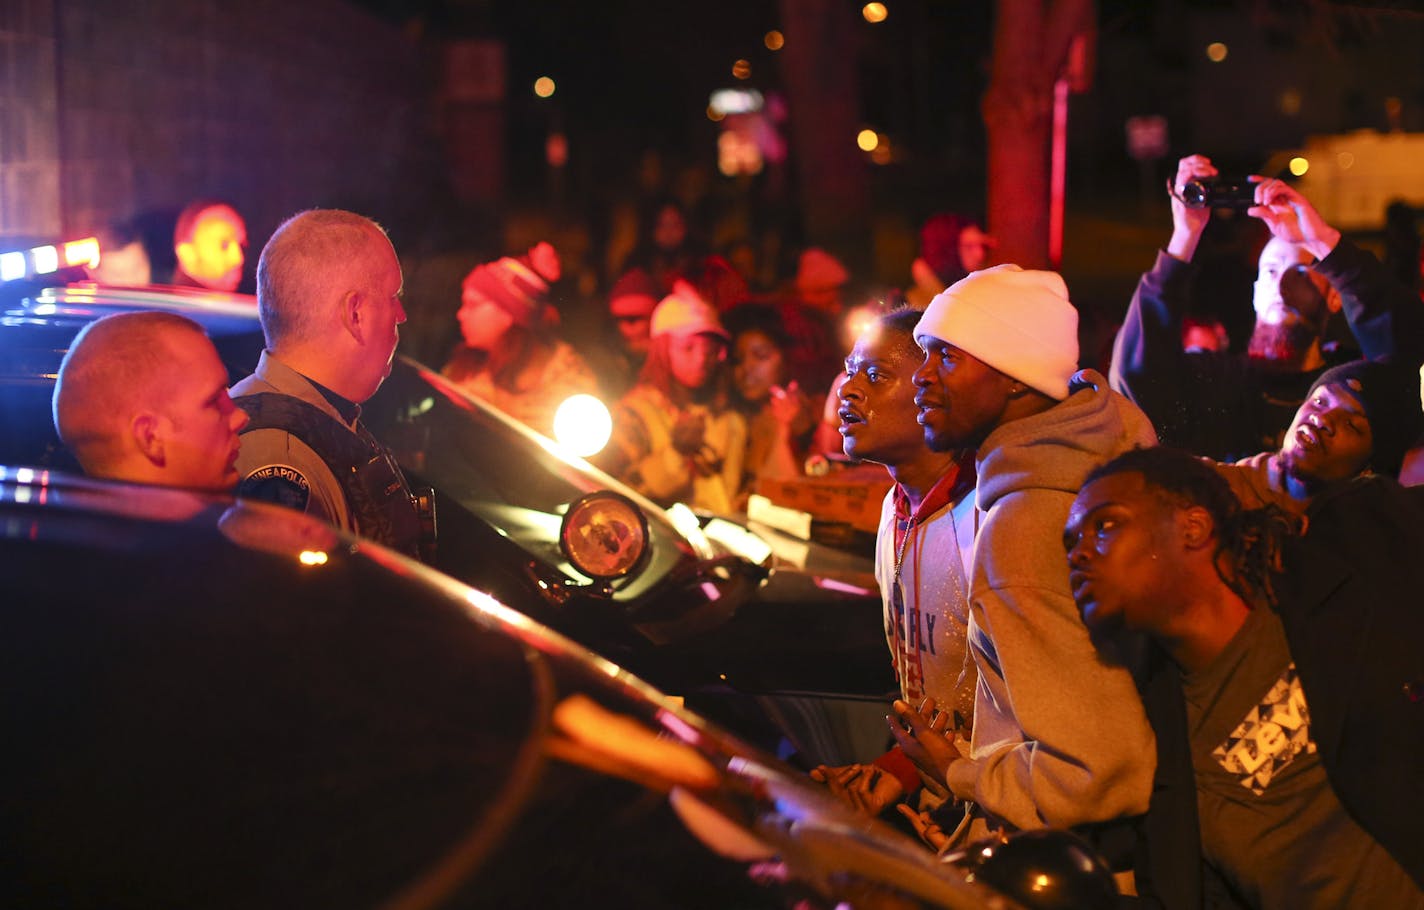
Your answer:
[443,241,599,437]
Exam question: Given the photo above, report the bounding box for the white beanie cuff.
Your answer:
[914,264,1079,400]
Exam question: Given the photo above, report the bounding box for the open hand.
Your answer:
[1247,178,1341,259]
[810,762,906,817]
[887,697,962,793]
[767,381,805,427]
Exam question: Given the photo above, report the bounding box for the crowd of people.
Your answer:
[49,153,1424,909]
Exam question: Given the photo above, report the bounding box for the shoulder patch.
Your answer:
[238,464,312,511]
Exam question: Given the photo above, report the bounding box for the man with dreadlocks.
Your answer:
[1064,446,1424,909]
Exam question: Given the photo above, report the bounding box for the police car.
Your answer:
[0,267,894,763]
[2,466,1090,910]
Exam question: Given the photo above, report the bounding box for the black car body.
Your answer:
[0,467,1026,909]
[1,282,894,760]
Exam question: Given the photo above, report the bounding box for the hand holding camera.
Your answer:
[1166,154,1218,260]
[1245,178,1341,260]
[1166,153,1341,262]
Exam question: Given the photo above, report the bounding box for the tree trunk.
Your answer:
[778,0,869,253]
[984,0,1094,269]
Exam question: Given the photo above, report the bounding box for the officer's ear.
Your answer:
[131,411,166,466]
[341,289,366,345]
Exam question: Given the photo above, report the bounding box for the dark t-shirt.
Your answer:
[1182,607,1423,909]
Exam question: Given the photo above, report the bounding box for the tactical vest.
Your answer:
[235,393,426,561]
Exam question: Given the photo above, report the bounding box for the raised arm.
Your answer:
[1110,156,1218,411]
[1250,178,1424,368]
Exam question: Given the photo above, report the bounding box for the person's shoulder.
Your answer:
[235,428,345,525]
[236,427,337,486]
[544,339,598,385]
[1308,474,1424,529]
[442,345,485,382]
[230,372,278,396]
[975,487,1075,587]
[981,485,1071,529]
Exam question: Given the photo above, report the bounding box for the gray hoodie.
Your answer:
[945,369,1160,831]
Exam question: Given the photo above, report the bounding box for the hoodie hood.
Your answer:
[976,369,1159,512]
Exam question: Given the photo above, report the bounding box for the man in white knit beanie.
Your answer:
[890,264,1159,884]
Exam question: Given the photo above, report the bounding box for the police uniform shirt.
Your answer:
[231,351,356,532]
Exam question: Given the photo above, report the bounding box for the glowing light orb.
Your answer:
[534,76,556,98]
[553,394,613,458]
[1289,156,1310,176]
[764,30,784,51]
[856,129,879,151]
[1206,42,1228,62]
[863,3,888,23]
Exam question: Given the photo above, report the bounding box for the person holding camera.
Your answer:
[1110,153,1424,465]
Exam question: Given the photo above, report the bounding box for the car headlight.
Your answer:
[559,491,649,580]
[552,393,613,458]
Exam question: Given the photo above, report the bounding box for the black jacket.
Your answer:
[1134,477,1424,908]
[1110,240,1424,462]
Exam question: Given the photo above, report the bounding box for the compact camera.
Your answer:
[1179,179,1257,210]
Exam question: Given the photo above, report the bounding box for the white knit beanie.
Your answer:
[913,264,1080,400]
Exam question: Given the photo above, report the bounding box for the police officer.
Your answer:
[232,209,430,560]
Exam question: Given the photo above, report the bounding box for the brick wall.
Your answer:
[3,0,437,247]
[0,0,62,238]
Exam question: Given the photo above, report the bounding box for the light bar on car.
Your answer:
[0,237,99,282]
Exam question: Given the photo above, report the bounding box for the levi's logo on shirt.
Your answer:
[1211,662,1316,796]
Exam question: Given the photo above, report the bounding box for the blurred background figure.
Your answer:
[693,254,753,314]
[906,213,995,308]
[443,242,598,437]
[172,199,247,292]
[85,217,153,287]
[620,196,703,295]
[586,266,661,398]
[1181,314,1231,353]
[781,247,851,393]
[598,284,746,514]
[725,304,817,496]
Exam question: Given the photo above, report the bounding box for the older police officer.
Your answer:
[232,209,428,559]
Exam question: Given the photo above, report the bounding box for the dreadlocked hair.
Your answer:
[1085,447,1301,607]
